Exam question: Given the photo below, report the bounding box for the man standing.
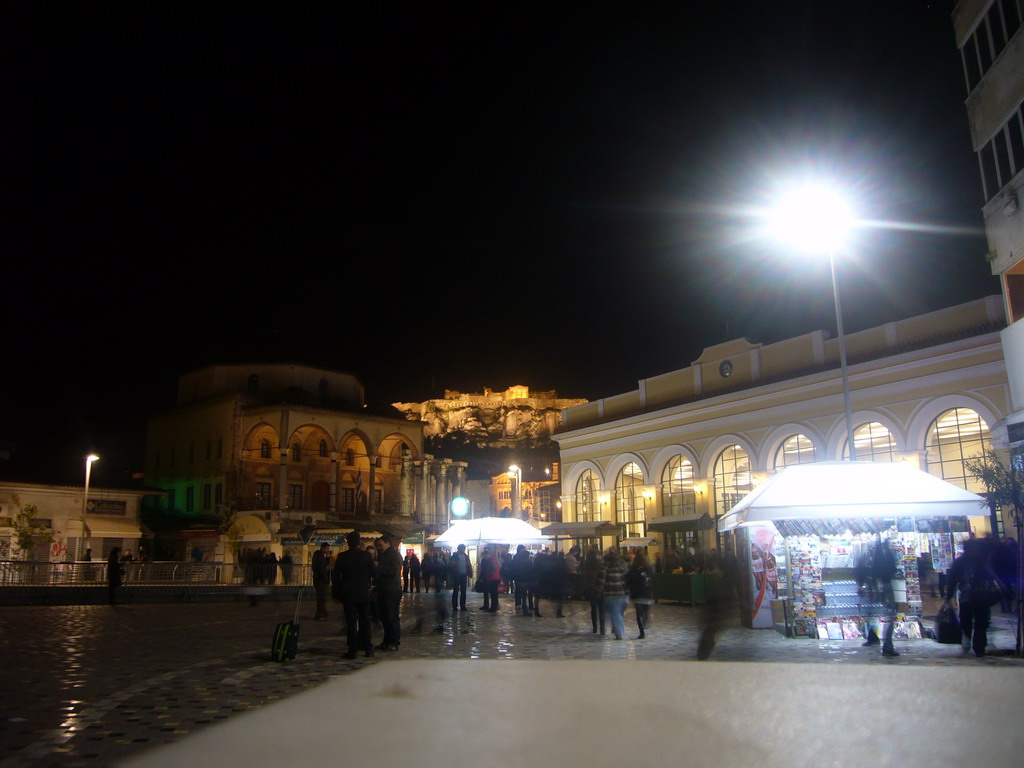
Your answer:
[510,544,535,616]
[311,542,332,621]
[375,536,404,651]
[449,543,473,612]
[478,547,501,612]
[333,532,376,659]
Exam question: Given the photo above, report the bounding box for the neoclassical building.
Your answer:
[145,365,466,560]
[555,296,1010,560]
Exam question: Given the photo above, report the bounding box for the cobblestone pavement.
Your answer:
[1,591,1021,767]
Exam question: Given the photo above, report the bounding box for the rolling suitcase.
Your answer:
[271,587,304,662]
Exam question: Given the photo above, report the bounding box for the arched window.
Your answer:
[844,422,896,462]
[661,455,695,516]
[925,408,991,492]
[575,469,602,522]
[319,439,329,458]
[615,462,647,537]
[714,445,752,520]
[773,434,817,471]
[292,443,302,462]
[260,439,271,459]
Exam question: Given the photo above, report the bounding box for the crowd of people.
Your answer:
[295,532,1022,660]
[238,547,297,585]
[309,537,674,652]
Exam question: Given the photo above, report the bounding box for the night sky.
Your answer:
[5,1,1000,482]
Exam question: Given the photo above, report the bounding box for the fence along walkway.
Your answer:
[0,560,312,605]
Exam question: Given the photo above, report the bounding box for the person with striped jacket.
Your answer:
[597,548,629,640]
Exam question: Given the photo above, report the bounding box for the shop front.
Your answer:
[647,513,718,603]
[719,462,986,638]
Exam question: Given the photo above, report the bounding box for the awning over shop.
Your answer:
[84,518,143,538]
[648,513,714,533]
[541,521,621,538]
[718,461,986,532]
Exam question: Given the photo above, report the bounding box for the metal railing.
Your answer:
[0,560,313,587]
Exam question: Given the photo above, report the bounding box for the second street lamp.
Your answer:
[81,454,100,560]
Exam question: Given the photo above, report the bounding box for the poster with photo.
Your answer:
[747,526,780,629]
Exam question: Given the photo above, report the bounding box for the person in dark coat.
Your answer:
[531,549,552,617]
[421,550,435,592]
[403,550,422,593]
[107,547,124,605]
[510,545,536,616]
[448,544,473,612]
[478,547,501,612]
[581,547,606,634]
[946,537,1001,657]
[311,543,332,621]
[333,531,377,659]
[374,536,404,651]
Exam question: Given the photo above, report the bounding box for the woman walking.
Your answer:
[627,550,655,639]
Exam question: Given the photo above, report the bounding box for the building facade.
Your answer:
[953,1,1024,442]
[0,481,153,562]
[489,463,561,521]
[145,364,465,561]
[555,297,1010,561]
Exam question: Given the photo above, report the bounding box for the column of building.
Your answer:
[366,450,377,516]
[276,409,290,520]
[400,446,413,516]
[435,458,449,527]
[329,450,339,515]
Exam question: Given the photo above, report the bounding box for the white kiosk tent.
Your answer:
[434,517,550,549]
[718,461,987,535]
[717,461,988,636]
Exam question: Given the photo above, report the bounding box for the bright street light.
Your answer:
[764,183,855,254]
[765,181,858,460]
[82,454,100,559]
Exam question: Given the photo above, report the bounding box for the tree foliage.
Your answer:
[963,449,1024,523]
[10,494,55,559]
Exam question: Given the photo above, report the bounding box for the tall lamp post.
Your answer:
[81,454,100,560]
[766,183,857,460]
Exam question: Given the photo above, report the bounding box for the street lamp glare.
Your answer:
[87,454,100,463]
[766,183,854,254]
[762,178,858,459]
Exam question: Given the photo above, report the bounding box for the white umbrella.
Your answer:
[434,517,551,548]
[719,461,986,532]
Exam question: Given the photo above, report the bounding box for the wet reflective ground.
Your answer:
[1,594,1020,767]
